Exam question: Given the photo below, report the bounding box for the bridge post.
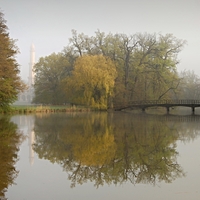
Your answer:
[142,107,145,112]
[192,107,195,114]
[166,107,170,114]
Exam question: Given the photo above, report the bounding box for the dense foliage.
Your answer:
[33,53,71,104]
[0,11,25,111]
[33,30,187,108]
[64,55,117,109]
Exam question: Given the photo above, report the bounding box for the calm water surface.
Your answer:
[1,112,200,200]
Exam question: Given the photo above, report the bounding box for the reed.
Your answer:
[1,105,91,114]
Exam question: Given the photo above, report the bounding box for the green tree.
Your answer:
[64,55,117,109]
[0,11,25,110]
[33,53,72,104]
[128,33,185,101]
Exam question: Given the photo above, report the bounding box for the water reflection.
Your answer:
[0,116,23,200]
[28,130,35,166]
[32,112,200,188]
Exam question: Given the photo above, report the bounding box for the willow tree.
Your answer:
[0,11,25,110]
[64,55,117,109]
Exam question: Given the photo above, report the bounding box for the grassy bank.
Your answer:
[1,105,91,114]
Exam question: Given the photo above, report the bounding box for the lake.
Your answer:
[1,111,200,200]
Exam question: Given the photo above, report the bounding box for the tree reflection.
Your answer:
[0,116,23,200]
[32,112,200,187]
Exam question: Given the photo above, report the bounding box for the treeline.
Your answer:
[1,8,199,111]
[33,30,199,109]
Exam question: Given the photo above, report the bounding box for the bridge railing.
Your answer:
[126,99,200,106]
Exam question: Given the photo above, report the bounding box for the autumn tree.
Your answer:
[64,55,117,109]
[0,11,25,110]
[33,53,72,104]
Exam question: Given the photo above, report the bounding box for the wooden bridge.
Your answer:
[114,99,200,114]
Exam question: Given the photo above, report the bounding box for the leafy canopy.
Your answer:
[33,53,71,104]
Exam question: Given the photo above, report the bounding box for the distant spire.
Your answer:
[29,43,35,86]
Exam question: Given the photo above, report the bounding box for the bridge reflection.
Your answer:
[114,99,200,114]
[129,113,200,122]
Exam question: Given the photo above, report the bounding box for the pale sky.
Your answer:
[0,0,200,80]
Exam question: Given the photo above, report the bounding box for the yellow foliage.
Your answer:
[64,55,117,109]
